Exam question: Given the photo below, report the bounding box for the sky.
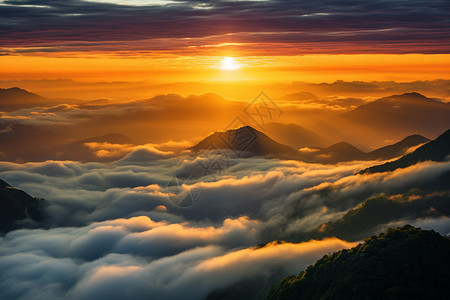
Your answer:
[1,2,450,299]
[1,0,450,83]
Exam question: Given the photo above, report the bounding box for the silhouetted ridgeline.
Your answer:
[267,226,450,300]
[361,128,450,174]
[190,125,429,163]
[189,126,301,159]
[0,178,47,233]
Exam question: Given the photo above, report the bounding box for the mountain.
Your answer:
[0,178,47,233]
[278,92,319,101]
[75,133,135,145]
[264,123,328,148]
[190,126,434,164]
[0,123,66,162]
[279,92,366,110]
[313,142,366,163]
[189,126,301,159]
[368,134,429,160]
[361,128,450,174]
[335,92,450,145]
[267,226,450,300]
[0,87,48,111]
[309,134,429,163]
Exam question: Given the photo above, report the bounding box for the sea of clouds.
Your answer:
[1,148,450,299]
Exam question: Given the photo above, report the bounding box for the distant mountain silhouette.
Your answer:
[189,126,301,159]
[341,92,449,126]
[361,128,450,174]
[264,123,328,148]
[268,226,450,300]
[0,123,65,162]
[314,142,366,163]
[278,92,319,101]
[335,92,450,145]
[0,87,47,111]
[304,134,428,164]
[368,134,429,160]
[0,178,47,233]
[279,92,366,110]
[0,87,81,111]
[190,126,433,163]
[76,133,135,145]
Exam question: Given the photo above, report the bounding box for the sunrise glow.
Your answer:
[220,57,241,70]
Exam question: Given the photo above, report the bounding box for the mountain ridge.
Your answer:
[361,128,450,174]
[267,225,450,300]
[189,126,301,159]
[190,126,434,163]
[0,87,47,111]
[332,92,450,147]
[367,134,429,159]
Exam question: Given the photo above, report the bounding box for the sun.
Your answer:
[220,57,241,70]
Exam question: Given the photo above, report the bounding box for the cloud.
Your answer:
[84,142,135,158]
[0,145,449,299]
[0,215,355,300]
[83,142,176,161]
[0,0,449,55]
[1,153,448,233]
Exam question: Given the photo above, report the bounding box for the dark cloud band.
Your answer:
[0,0,449,54]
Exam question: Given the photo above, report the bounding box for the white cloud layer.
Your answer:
[0,152,449,299]
[0,216,355,300]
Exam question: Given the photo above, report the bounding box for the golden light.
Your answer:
[220,57,241,70]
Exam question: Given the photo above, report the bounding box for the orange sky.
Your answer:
[1,0,448,92]
[2,0,449,95]
[2,54,450,84]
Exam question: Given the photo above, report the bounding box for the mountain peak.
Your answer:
[80,133,135,145]
[400,92,426,97]
[189,126,300,159]
[379,92,432,104]
[338,92,450,143]
[0,87,47,111]
[226,125,258,132]
[0,87,40,96]
[313,141,366,163]
[368,134,429,160]
[5,87,25,91]
[399,134,430,144]
[325,141,362,152]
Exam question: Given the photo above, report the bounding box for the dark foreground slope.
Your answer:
[267,226,450,300]
[367,134,429,160]
[361,128,450,174]
[0,178,47,233]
